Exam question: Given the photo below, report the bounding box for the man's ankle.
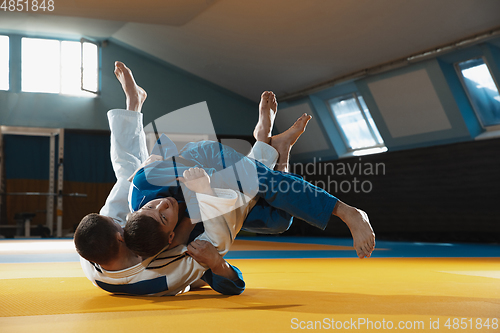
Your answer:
[332,201,354,222]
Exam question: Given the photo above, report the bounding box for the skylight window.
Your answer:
[0,35,9,91]
[457,58,500,127]
[21,37,98,96]
[328,93,385,152]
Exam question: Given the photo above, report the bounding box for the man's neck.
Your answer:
[100,245,142,271]
[170,216,196,249]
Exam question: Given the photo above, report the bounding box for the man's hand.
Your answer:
[178,167,214,195]
[187,240,238,281]
[187,239,224,268]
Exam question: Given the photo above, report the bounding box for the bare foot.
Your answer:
[114,61,147,112]
[270,113,312,171]
[253,91,278,144]
[333,201,375,259]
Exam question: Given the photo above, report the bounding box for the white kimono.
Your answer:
[80,109,277,296]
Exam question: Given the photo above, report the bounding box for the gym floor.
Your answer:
[1,237,499,332]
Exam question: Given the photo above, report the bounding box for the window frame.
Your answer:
[454,56,500,130]
[20,36,100,96]
[0,35,9,91]
[80,38,100,95]
[327,92,386,153]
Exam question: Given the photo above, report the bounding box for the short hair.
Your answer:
[74,213,120,265]
[124,212,170,258]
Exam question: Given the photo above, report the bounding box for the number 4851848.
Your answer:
[1,0,55,11]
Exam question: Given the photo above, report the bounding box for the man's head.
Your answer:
[124,197,179,258]
[74,213,123,265]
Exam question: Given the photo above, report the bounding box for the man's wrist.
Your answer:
[204,188,216,196]
[198,187,215,196]
[210,259,238,281]
[209,256,226,274]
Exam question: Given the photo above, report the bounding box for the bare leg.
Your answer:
[253,91,278,144]
[270,113,312,172]
[114,61,147,112]
[333,201,375,259]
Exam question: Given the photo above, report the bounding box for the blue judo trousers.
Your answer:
[130,138,338,233]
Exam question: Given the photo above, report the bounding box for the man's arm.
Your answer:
[200,265,245,295]
[188,239,245,295]
[187,239,238,281]
[147,186,246,296]
[179,167,245,255]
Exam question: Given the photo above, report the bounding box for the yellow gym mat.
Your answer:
[0,238,499,332]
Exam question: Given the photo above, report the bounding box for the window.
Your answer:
[328,93,386,155]
[82,40,98,93]
[457,58,500,127]
[22,38,60,93]
[21,37,98,96]
[0,35,8,91]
